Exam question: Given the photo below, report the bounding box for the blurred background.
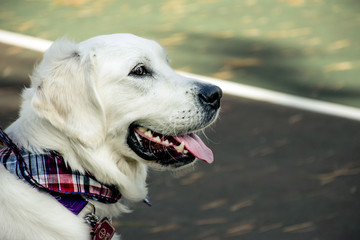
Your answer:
[0,0,359,239]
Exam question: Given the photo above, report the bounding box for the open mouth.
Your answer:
[127,124,213,167]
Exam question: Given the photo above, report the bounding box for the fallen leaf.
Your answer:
[283,221,314,232]
[196,218,227,225]
[230,200,253,211]
[323,61,353,72]
[149,223,180,233]
[201,199,227,210]
[225,224,254,237]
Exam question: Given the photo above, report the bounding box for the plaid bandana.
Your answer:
[0,128,122,205]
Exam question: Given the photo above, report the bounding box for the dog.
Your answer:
[0,33,221,240]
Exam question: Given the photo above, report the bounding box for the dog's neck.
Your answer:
[6,100,148,203]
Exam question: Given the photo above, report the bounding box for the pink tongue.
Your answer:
[174,134,214,164]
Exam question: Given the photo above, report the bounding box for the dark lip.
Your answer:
[126,124,196,168]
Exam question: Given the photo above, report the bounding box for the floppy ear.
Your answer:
[31,38,105,147]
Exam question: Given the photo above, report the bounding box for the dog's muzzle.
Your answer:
[127,83,222,168]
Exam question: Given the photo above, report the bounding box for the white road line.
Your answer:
[0,30,52,52]
[179,71,360,121]
[1,29,360,122]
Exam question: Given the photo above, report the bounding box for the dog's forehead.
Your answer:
[80,33,164,56]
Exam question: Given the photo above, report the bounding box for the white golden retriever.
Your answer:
[0,34,221,240]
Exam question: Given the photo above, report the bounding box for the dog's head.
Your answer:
[30,34,221,170]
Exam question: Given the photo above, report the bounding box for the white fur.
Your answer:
[0,33,219,240]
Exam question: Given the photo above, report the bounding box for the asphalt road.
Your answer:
[1,43,360,240]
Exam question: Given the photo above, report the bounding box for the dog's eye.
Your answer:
[131,65,148,76]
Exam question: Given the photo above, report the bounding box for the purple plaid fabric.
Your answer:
[0,128,121,204]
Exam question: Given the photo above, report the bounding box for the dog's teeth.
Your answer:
[184,150,189,154]
[134,132,142,143]
[145,130,153,138]
[163,140,170,146]
[175,141,185,153]
[153,136,161,143]
[137,127,147,132]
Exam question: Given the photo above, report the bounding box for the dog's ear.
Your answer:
[31,38,105,147]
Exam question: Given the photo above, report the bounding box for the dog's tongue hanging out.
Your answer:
[174,134,214,164]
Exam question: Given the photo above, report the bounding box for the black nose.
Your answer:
[198,84,222,109]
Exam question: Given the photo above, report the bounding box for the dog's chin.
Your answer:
[126,123,213,169]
